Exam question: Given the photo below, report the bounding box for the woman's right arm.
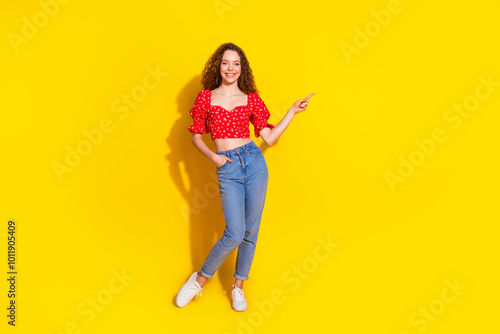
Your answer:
[191,133,232,167]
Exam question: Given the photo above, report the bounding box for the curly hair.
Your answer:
[201,42,259,95]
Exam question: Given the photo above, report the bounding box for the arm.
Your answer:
[259,93,315,146]
[191,133,232,167]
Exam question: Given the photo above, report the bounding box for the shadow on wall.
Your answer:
[165,76,237,293]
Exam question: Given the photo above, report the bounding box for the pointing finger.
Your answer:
[304,93,315,100]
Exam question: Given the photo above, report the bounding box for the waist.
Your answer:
[214,138,253,153]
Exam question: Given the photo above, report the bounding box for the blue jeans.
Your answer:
[200,141,269,281]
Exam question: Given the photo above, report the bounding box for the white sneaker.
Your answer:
[231,284,248,311]
[176,272,203,308]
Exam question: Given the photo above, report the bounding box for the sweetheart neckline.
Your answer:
[208,90,249,112]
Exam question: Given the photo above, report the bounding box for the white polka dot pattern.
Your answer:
[188,90,275,139]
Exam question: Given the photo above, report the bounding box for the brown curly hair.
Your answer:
[201,42,259,95]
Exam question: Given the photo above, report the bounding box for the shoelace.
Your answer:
[192,287,202,298]
[183,283,202,298]
[232,285,245,301]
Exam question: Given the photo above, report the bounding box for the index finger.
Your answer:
[303,93,315,101]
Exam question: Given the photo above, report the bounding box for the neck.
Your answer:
[216,81,240,95]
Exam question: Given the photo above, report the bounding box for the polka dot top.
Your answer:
[188,90,275,140]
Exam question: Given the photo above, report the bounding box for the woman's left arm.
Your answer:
[259,93,315,146]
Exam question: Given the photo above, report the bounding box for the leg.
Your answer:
[199,166,245,279]
[234,153,269,281]
[234,278,244,288]
[196,272,208,287]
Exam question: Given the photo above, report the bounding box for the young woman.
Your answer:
[176,42,314,311]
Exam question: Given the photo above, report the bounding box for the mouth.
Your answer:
[225,73,236,77]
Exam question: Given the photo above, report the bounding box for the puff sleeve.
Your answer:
[249,93,275,137]
[188,90,209,134]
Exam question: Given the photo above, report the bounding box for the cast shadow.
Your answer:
[165,77,238,300]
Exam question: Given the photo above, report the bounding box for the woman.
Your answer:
[176,42,314,311]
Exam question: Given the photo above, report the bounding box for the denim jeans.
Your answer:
[200,141,269,281]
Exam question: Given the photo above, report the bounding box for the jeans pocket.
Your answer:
[217,160,229,169]
[247,146,263,156]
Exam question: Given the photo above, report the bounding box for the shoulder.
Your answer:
[194,90,211,103]
[248,93,266,106]
[247,92,261,102]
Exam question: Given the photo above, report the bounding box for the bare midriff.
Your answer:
[214,138,252,153]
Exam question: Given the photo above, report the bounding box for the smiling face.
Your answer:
[219,50,241,85]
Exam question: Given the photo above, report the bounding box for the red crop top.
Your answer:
[188,89,275,140]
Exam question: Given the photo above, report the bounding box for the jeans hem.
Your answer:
[234,273,249,280]
[199,270,214,279]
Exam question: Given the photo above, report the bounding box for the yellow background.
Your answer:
[1,0,499,333]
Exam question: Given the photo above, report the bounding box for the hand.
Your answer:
[212,154,233,167]
[289,93,315,115]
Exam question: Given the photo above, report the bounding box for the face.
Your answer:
[220,50,241,85]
